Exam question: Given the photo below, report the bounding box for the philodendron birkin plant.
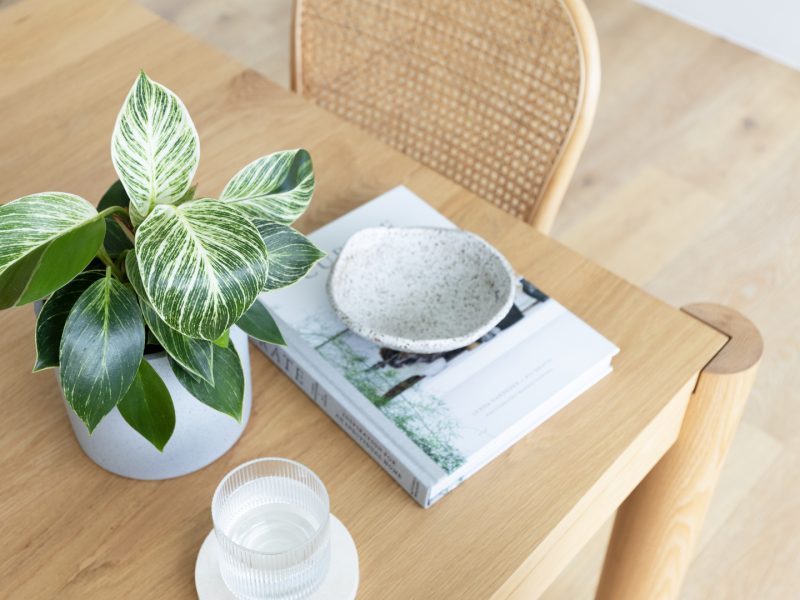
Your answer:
[0,72,324,452]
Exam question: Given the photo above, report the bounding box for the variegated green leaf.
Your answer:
[111,71,199,226]
[34,270,105,371]
[254,221,325,291]
[170,343,244,421]
[60,271,145,432]
[126,250,214,383]
[135,200,269,341]
[237,300,285,345]
[118,359,175,451]
[144,300,215,384]
[0,192,105,308]
[220,149,314,224]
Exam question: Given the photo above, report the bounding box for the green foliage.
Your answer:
[213,329,231,348]
[34,269,104,371]
[118,360,175,451]
[0,71,323,450]
[0,193,106,308]
[111,71,199,226]
[220,149,314,225]
[254,221,326,291]
[139,296,214,384]
[169,344,245,422]
[59,271,145,432]
[135,200,268,341]
[97,180,134,257]
[236,300,285,345]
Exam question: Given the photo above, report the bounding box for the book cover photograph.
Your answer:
[295,278,551,474]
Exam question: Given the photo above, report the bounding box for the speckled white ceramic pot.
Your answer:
[61,326,252,480]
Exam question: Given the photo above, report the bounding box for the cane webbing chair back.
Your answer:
[292,0,600,233]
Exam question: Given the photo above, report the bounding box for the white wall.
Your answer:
[639,0,800,71]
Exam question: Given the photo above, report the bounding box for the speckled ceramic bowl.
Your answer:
[327,226,516,353]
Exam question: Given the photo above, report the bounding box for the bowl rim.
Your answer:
[326,226,516,353]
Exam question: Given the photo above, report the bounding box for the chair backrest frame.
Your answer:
[291,0,600,234]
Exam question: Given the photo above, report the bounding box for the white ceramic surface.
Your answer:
[195,514,359,600]
[327,226,516,353]
[61,326,252,480]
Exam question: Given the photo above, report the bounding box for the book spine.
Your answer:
[253,340,432,508]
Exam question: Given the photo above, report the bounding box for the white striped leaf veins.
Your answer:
[0,192,104,307]
[255,221,325,291]
[220,149,314,224]
[111,72,199,226]
[59,273,145,432]
[34,269,105,371]
[125,251,214,383]
[135,200,269,341]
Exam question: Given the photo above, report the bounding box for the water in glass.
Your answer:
[213,459,331,600]
[223,479,322,553]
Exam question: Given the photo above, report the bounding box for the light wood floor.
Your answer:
[126,0,800,597]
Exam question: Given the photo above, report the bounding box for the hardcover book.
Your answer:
[254,186,619,507]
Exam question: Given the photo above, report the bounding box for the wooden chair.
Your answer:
[291,0,600,234]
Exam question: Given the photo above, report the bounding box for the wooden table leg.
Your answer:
[595,303,763,600]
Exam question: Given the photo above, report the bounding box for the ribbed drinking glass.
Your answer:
[212,458,331,600]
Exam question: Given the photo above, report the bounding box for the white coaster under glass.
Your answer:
[195,514,358,600]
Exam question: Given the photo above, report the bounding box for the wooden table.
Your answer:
[0,1,762,598]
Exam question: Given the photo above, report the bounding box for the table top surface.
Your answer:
[0,0,727,598]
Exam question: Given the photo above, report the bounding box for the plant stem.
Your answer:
[97,246,124,279]
[97,205,128,219]
[112,214,136,243]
